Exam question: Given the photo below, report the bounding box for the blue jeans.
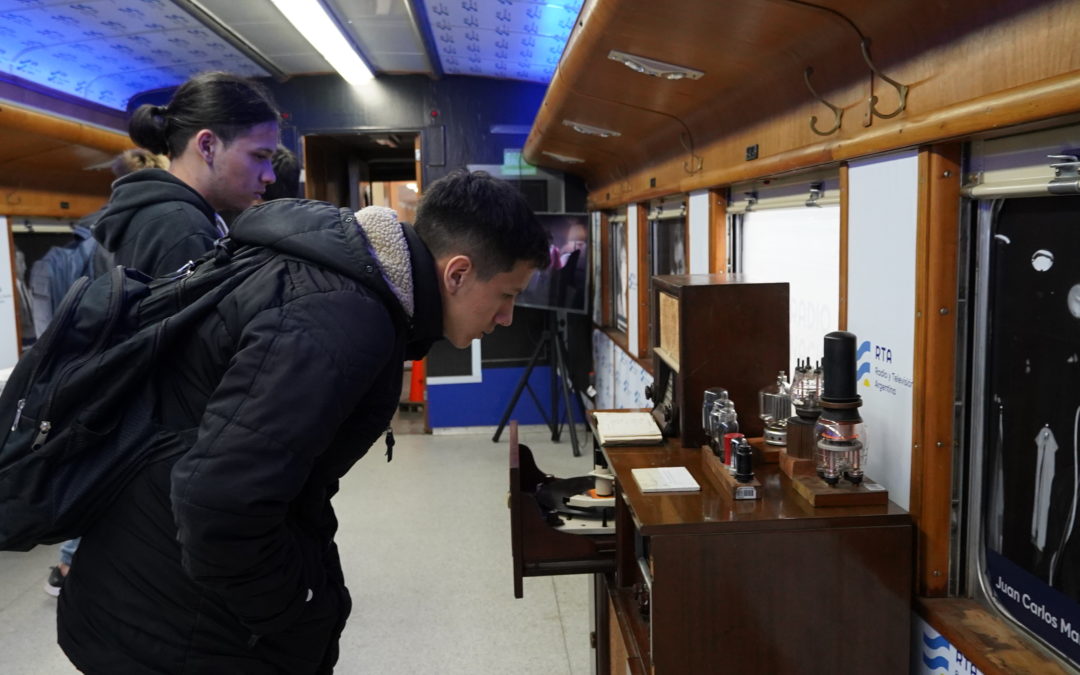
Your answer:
[59,538,80,566]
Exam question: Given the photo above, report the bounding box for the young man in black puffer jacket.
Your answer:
[57,170,550,674]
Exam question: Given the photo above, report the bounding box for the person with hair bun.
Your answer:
[93,71,280,277]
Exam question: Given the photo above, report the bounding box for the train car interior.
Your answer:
[0,0,1078,673]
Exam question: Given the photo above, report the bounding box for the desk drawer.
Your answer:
[510,428,615,598]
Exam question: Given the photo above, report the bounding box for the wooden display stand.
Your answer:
[790,473,889,507]
[700,448,762,499]
[778,448,816,477]
[750,436,779,464]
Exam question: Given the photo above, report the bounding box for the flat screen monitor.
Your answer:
[515,213,589,315]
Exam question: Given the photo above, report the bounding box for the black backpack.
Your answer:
[0,242,274,551]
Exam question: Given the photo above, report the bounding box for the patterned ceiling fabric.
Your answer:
[417,0,583,83]
[0,0,268,111]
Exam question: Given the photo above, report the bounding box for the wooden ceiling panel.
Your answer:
[0,103,129,214]
[526,0,1063,189]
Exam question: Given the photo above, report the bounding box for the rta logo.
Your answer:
[874,345,893,363]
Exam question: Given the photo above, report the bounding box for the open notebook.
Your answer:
[592,411,663,446]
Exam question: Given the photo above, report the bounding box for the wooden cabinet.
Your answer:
[650,275,788,446]
[603,444,913,673]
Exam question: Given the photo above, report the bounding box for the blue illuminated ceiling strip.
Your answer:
[0,0,268,111]
[415,0,584,83]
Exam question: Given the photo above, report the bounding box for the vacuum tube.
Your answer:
[712,397,738,460]
[790,359,822,419]
[702,387,729,455]
[758,371,791,446]
[785,358,823,459]
[815,331,869,486]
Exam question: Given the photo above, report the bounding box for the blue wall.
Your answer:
[427,365,585,428]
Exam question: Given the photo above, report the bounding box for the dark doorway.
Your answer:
[302,131,421,215]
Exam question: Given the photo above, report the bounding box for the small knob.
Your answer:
[644,384,655,401]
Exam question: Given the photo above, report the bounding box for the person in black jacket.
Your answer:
[94,71,280,277]
[57,170,550,674]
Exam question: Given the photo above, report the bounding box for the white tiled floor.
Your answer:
[0,424,597,674]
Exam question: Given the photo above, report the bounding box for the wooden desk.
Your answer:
[602,442,913,674]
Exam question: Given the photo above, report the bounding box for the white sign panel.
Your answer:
[688,190,710,274]
[741,205,840,376]
[846,151,918,509]
[913,616,985,674]
[0,218,20,370]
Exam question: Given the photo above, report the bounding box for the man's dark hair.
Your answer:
[414,169,550,279]
[262,146,300,200]
[128,71,280,158]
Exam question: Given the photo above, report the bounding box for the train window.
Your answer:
[728,174,840,375]
[962,125,1080,669]
[609,210,629,333]
[648,197,687,276]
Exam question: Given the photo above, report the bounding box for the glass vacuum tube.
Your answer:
[789,358,822,420]
[702,387,728,454]
[815,416,870,485]
[815,331,867,486]
[758,371,791,446]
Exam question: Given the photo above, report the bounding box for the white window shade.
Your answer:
[738,205,840,378]
[729,171,840,214]
[965,122,1080,198]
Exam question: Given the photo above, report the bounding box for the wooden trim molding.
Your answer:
[708,188,727,274]
[0,187,107,219]
[6,224,25,353]
[0,102,129,154]
[582,71,1080,209]
[635,203,650,359]
[910,144,962,597]
[599,211,612,327]
[917,598,1071,675]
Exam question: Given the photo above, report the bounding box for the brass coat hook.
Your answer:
[680,132,703,174]
[781,2,909,122]
[860,39,908,119]
[804,66,843,136]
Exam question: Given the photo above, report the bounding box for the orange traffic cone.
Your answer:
[408,359,426,405]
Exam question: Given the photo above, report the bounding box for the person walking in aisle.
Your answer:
[93,70,280,278]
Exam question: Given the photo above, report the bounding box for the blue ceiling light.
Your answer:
[0,0,268,111]
[416,0,584,83]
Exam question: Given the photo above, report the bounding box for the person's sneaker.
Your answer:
[43,566,65,597]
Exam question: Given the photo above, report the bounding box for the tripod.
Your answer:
[492,309,586,456]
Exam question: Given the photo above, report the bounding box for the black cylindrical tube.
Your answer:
[821,331,858,402]
[735,440,753,483]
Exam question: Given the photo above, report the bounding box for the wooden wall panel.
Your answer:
[708,189,726,274]
[635,203,649,358]
[599,211,612,327]
[911,144,962,596]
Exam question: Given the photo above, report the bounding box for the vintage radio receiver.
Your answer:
[649,275,789,447]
